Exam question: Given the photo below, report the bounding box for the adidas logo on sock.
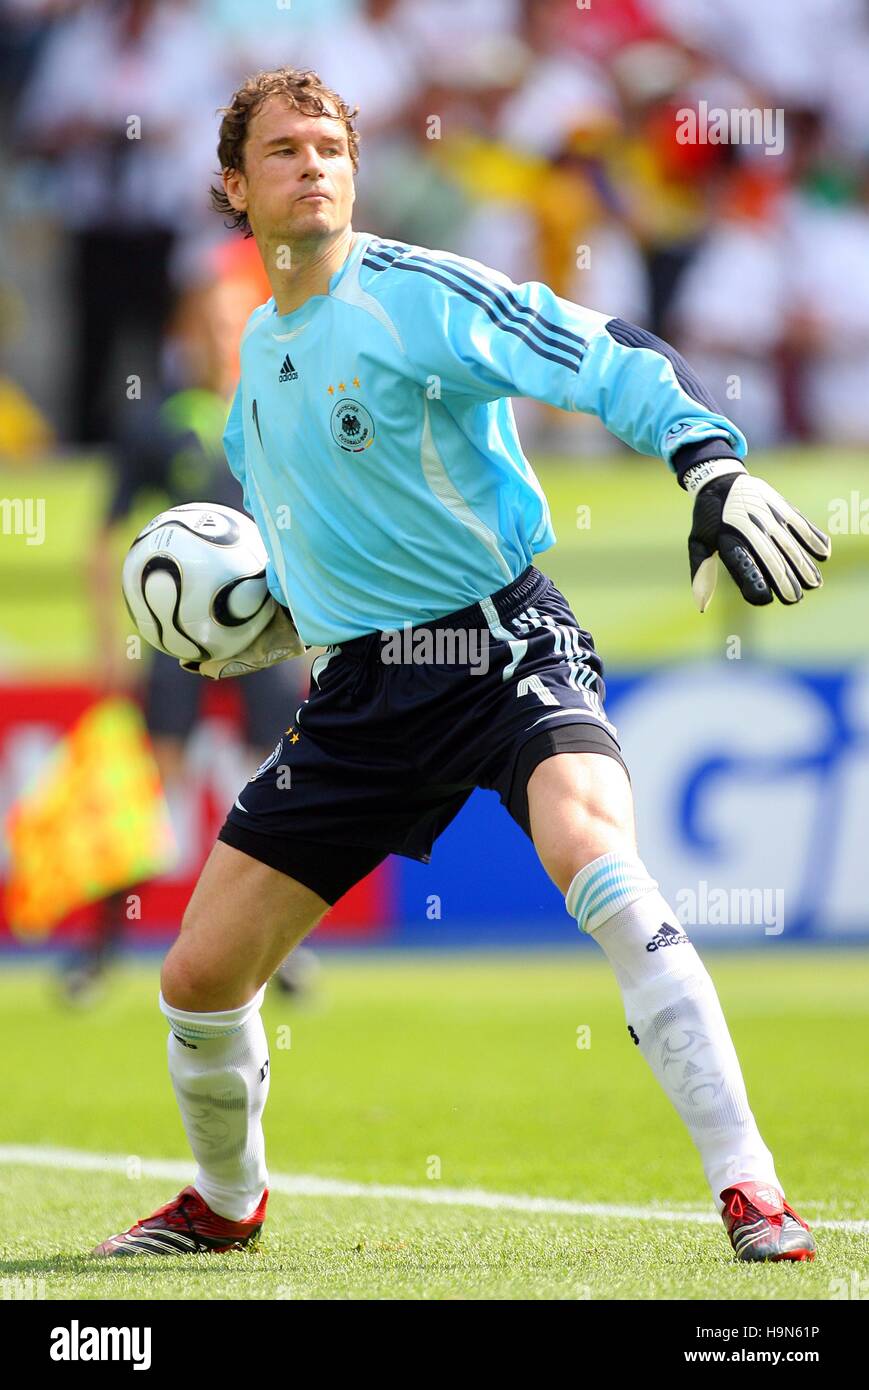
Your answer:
[645,921,690,952]
[278,354,298,383]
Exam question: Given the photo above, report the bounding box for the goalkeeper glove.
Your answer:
[180,602,305,679]
[678,457,832,612]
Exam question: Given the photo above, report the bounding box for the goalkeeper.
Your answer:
[94,69,830,1263]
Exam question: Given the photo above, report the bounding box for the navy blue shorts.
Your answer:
[218,565,628,904]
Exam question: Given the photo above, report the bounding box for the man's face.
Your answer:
[224,96,355,245]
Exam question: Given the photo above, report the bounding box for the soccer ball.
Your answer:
[121,503,276,662]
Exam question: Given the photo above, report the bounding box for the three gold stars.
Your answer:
[326,376,361,395]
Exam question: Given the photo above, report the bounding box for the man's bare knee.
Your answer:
[160,941,242,1013]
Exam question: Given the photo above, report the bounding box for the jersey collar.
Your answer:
[268,231,370,327]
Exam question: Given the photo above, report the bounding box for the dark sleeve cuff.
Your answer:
[672,439,744,490]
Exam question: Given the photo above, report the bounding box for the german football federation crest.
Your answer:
[250,739,283,781]
[330,398,375,452]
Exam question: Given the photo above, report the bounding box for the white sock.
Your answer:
[159,985,270,1221]
[566,852,781,1212]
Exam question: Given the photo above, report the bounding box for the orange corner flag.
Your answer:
[4,696,177,938]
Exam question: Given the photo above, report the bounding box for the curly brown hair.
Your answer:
[210,68,360,237]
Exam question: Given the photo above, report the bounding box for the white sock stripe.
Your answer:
[159,984,267,1041]
[582,883,654,935]
[566,854,658,931]
[168,1021,246,1041]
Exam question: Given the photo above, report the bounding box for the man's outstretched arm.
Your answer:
[402,255,831,607]
[569,316,831,610]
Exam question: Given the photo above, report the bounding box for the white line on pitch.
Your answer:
[0,1145,865,1232]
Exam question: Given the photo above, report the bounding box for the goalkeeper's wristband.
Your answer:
[672,440,746,494]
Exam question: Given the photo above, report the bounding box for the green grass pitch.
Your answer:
[0,950,866,1300]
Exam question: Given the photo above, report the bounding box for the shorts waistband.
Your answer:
[336,565,549,658]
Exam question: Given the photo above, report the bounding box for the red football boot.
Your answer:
[91,1185,268,1256]
[720,1181,816,1261]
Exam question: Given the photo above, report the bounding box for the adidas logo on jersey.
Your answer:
[645,922,690,952]
[278,354,298,383]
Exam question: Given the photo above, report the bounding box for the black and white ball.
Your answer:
[121,504,276,662]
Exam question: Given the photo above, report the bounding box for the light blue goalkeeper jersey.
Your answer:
[223,231,747,646]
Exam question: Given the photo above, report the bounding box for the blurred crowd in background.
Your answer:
[2,0,869,463]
